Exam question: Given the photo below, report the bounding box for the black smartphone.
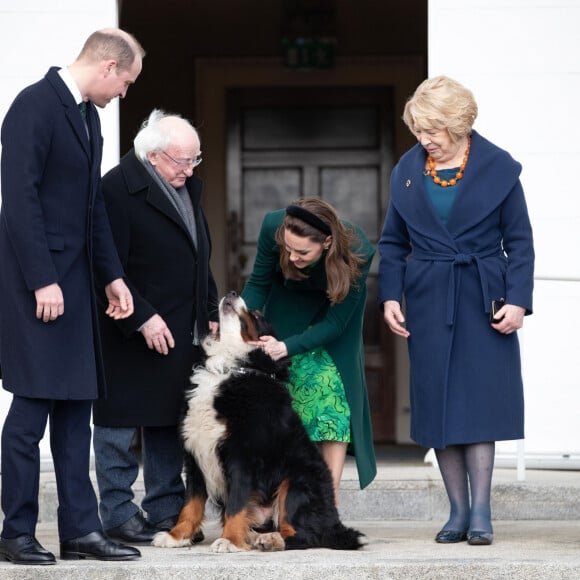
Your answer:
[490,299,505,323]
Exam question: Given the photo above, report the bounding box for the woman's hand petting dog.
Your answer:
[248,336,288,361]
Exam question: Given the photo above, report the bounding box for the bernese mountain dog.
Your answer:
[152,291,363,553]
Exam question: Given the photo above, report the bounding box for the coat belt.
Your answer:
[411,247,503,325]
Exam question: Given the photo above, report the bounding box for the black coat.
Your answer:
[92,150,218,427]
[0,67,123,399]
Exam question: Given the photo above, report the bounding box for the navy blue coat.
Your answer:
[0,67,123,399]
[92,150,218,427]
[378,131,534,449]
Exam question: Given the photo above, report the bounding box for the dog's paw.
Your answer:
[151,531,193,548]
[210,538,244,553]
[254,532,285,552]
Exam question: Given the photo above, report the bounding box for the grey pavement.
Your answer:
[2,519,579,579]
[0,455,579,579]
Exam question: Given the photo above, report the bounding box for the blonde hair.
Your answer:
[403,75,478,142]
[275,198,364,305]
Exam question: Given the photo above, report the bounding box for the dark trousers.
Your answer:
[94,425,185,529]
[1,395,101,541]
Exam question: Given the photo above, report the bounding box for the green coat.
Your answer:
[241,209,377,489]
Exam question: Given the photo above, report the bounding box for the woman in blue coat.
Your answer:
[378,76,534,546]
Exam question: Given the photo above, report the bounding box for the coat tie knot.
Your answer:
[453,253,473,265]
[411,247,502,326]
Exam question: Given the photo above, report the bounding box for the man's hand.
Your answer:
[141,314,175,355]
[35,283,64,322]
[105,278,134,319]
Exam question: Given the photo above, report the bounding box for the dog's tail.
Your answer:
[284,523,365,551]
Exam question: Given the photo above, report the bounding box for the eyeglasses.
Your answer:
[160,150,202,169]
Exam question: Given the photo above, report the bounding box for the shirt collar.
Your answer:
[58,66,84,106]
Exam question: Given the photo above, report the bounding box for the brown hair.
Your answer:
[275,198,364,305]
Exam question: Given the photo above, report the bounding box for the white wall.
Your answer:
[0,0,119,466]
[429,0,580,464]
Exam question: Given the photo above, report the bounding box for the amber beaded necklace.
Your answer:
[424,137,471,188]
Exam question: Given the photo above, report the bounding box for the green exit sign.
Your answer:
[282,38,335,70]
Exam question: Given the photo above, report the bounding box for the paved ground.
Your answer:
[1,450,579,578]
[0,519,574,580]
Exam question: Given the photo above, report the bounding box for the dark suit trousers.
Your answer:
[1,396,102,541]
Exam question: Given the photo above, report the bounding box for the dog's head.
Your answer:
[218,291,275,343]
[202,291,276,357]
[197,291,290,383]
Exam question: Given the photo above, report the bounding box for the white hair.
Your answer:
[133,109,199,160]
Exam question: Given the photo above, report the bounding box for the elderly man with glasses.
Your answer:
[91,109,218,545]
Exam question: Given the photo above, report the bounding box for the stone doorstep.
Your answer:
[26,468,580,524]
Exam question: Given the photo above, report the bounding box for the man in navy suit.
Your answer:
[0,28,145,565]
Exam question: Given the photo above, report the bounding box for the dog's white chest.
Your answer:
[181,369,228,501]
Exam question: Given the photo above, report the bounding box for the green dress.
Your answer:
[241,209,376,489]
[289,347,351,443]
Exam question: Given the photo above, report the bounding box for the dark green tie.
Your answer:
[79,101,87,121]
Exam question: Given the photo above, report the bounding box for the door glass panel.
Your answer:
[242,167,301,244]
[320,167,380,241]
[243,107,379,150]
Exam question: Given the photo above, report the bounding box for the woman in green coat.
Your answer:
[241,197,376,502]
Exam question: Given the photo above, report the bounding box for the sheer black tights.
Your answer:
[435,442,495,533]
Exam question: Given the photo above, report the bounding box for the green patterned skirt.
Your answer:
[288,347,351,443]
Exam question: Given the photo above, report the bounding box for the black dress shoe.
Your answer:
[152,516,204,544]
[0,535,56,565]
[106,512,157,544]
[60,530,141,560]
[435,529,468,543]
[467,531,494,545]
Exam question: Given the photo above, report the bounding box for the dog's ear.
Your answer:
[249,309,278,339]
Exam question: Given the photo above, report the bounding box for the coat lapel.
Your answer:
[445,131,522,237]
[391,131,522,245]
[45,67,91,159]
[390,145,458,251]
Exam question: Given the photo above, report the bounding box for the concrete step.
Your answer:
[1,520,580,579]
[2,456,580,578]
[31,459,580,524]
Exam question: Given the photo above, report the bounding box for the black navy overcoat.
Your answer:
[378,131,534,449]
[92,150,218,427]
[0,67,123,399]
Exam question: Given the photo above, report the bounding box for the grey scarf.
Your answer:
[141,158,198,249]
[141,158,201,343]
